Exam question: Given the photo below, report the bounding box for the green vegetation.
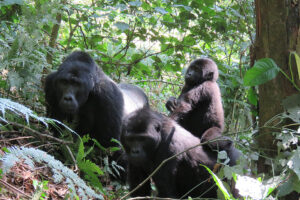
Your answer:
[0,0,300,199]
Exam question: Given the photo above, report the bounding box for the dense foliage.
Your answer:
[1,0,300,199]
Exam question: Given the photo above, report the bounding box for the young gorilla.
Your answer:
[44,51,148,181]
[121,107,218,198]
[166,58,239,164]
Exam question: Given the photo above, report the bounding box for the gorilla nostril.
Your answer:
[131,149,140,155]
[64,95,73,101]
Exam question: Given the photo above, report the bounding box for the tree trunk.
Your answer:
[254,0,300,173]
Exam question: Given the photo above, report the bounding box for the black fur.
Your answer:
[121,107,218,198]
[45,51,124,147]
[44,51,149,182]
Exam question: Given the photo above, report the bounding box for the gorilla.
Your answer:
[45,51,148,146]
[121,106,219,198]
[166,58,224,139]
[44,51,148,180]
[165,58,235,156]
[119,83,149,117]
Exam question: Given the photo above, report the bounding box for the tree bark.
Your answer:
[254,0,300,173]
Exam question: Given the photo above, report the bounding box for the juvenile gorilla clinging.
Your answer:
[121,107,218,198]
[166,58,224,139]
[165,58,235,155]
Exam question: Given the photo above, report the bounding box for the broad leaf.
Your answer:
[114,22,129,31]
[282,93,300,123]
[129,1,142,7]
[287,148,300,180]
[200,164,231,200]
[244,58,280,86]
[155,7,168,15]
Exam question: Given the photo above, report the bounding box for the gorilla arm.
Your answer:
[169,82,212,121]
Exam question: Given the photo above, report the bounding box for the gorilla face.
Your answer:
[185,58,219,86]
[121,110,161,167]
[185,63,203,86]
[54,63,94,115]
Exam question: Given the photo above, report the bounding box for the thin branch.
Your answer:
[0,119,72,145]
[130,79,183,87]
[79,25,88,49]
[0,179,32,199]
[113,21,137,59]
[0,136,34,142]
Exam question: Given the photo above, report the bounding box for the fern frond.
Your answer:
[0,146,103,200]
[0,98,47,126]
[0,98,78,136]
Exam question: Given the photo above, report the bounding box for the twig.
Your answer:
[0,179,32,199]
[0,136,34,142]
[65,145,78,171]
[130,79,183,87]
[1,119,78,168]
[0,119,72,145]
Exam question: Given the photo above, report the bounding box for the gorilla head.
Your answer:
[185,58,219,87]
[54,62,94,114]
[121,108,161,167]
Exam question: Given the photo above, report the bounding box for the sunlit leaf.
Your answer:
[114,22,129,31]
[200,164,231,200]
[290,52,300,80]
[247,87,257,106]
[155,7,168,15]
[244,58,280,86]
[0,0,24,6]
[287,148,300,180]
[129,1,142,7]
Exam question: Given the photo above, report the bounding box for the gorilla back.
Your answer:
[45,51,147,148]
[119,83,149,117]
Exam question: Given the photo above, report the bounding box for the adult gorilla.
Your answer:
[121,107,218,198]
[44,51,148,172]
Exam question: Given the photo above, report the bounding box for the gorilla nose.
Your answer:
[64,95,73,102]
[131,149,140,155]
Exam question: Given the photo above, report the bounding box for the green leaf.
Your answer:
[183,35,196,46]
[282,93,300,123]
[287,148,300,180]
[291,52,300,80]
[277,172,299,197]
[243,58,280,86]
[0,0,24,6]
[200,164,231,200]
[76,140,85,162]
[114,22,129,31]
[129,1,142,7]
[155,7,168,15]
[247,87,257,106]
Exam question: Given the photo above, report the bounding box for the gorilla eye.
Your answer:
[155,124,161,132]
[59,79,68,84]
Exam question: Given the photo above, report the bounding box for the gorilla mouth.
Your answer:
[61,106,77,114]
